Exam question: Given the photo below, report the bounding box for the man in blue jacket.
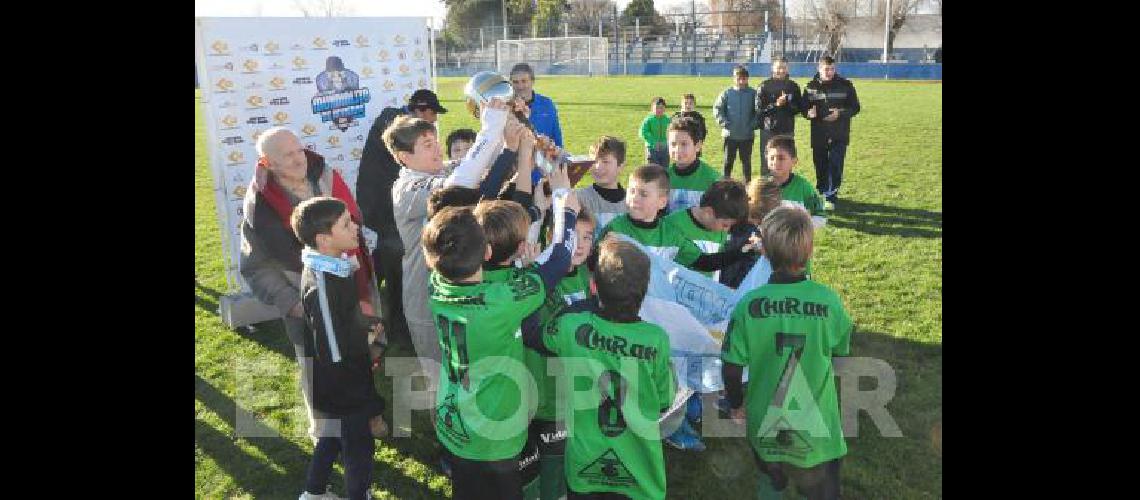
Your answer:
[510,63,564,149]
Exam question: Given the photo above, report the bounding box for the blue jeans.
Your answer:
[811,136,848,199]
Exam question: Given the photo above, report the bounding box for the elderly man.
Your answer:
[240,126,383,440]
[355,89,447,347]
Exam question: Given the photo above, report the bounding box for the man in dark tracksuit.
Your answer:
[755,56,802,176]
[354,89,447,344]
[802,56,860,206]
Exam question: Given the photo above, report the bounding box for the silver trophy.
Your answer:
[463,71,516,119]
[463,71,586,177]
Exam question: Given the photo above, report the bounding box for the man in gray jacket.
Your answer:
[713,64,759,183]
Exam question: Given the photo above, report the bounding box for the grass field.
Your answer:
[195,75,941,499]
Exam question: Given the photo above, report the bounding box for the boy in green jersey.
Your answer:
[523,237,676,500]
[765,135,827,221]
[666,115,723,213]
[640,97,671,168]
[472,198,587,500]
[599,164,754,276]
[423,195,579,499]
[525,208,597,500]
[721,205,853,500]
[661,178,749,279]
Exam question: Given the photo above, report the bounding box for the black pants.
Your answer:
[752,449,841,500]
[810,135,849,200]
[447,450,524,500]
[723,137,755,182]
[305,411,375,500]
[372,234,408,344]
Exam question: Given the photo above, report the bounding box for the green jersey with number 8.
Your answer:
[722,277,853,468]
[543,311,675,500]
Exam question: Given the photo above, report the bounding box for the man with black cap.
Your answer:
[355,89,447,344]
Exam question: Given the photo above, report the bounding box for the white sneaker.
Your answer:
[299,489,346,500]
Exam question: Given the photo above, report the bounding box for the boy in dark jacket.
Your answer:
[802,56,860,207]
[755,57,802,176]
[293,196,388,500]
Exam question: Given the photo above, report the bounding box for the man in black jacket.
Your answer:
[802,56,860,208]
[354,89,447,343]
[755,56,801,176]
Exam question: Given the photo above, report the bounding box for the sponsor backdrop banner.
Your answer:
[196,17,435,296]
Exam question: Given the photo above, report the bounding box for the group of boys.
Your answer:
[287,58,856,500]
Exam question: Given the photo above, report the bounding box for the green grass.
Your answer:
[196,76,941,499]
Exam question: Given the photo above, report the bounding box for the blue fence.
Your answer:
[437,62,941,79]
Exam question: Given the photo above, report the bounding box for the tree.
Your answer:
[708,0,783,36]
[621,0,670,36]
[565,0,617,35]
[874,0,922,60]
[292,0,354,17]
[531,0,569,37]
[800,0,856,58]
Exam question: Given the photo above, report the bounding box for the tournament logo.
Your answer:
[397,50,407,61]
[393,34,407,46]
[209,40,230,56]
[273,111,290,125]
[241,59,259,73]
[577,449,635,487]
[301,124,319,137]
[264,41,280,55]
[293,56,309,70]
[270,96,290,106]
[312,37,328,49]
[246,95,265,109]
[361,66,374,79]
[232,185,247,199]
[398,63,411,76]
[220,115,239,129]
[383,80,395,91]
[226,151,245,165]
[354,35,369,48]
[326,135,341,148]
[350,148,363,160]
[214,78,235,93]
[250,128,267,143]
[378,50,389,62]
[311,56,372,132]
[269,76,286,90]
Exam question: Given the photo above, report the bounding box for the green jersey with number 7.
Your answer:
[722,277,853,468]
